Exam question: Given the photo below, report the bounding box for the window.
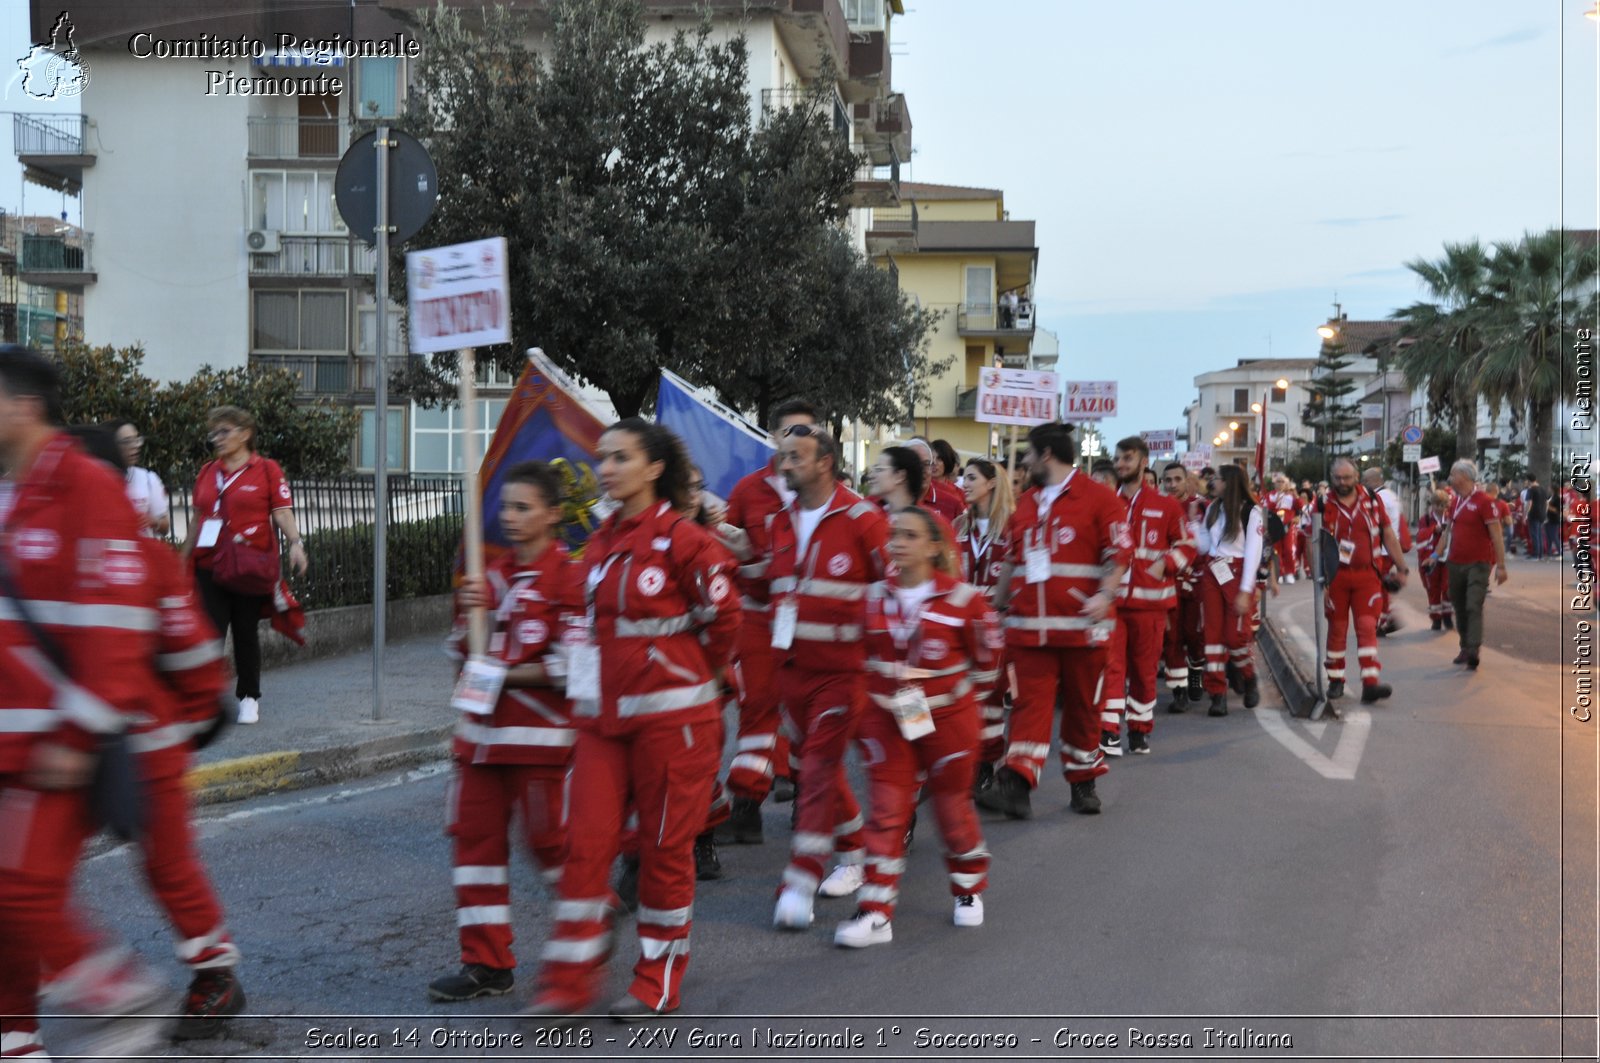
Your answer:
[1233,423,1250,447]
[252,290,348,352]
[1232,388,1250,413]
[1272,384,1288,403]
[356,57,402,118]
[844,0,886,31]
[357,407,406,471]
[1270,421,1286,439]
[356,292,404,355]
[965,266,993,312]
[410,399,509,473]
[251,171,345,233]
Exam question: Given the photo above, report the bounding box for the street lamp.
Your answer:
[1316,324,1337,340]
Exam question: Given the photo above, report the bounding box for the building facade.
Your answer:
[1185,358,1319,474]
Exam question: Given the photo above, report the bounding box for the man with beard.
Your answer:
[1159,461,1208,709]
[1320,458,1409,702]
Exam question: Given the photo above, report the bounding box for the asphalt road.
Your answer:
[60,616,1597,1063]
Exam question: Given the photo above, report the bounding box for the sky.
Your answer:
[1,2,1596,445]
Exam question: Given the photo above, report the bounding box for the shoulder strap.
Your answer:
[0,549,70,672]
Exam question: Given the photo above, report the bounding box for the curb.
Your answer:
[1257,602,1320,718]
[187,725,453,806]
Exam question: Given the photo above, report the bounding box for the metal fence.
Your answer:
[166,474,465,611]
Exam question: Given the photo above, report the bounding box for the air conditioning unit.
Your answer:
[246,229,280,254]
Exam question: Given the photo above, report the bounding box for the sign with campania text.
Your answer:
[406,237,511,354]
[1061,380,1118,422]
[974,367,1061,426]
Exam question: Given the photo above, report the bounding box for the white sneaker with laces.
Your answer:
[817,863,864,898]
[953,894,985,927]
[237,697,259,725]
[772,887,814,930]
[833,910,892,948]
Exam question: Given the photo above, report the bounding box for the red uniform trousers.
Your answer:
[1421,563,1452,619]
[535,717,718,1014]
[725,617,790,801]
[1004,645,1109,788]
[978,647,1010,764]
[854,705,988,919]
[1275,533,1298,577]
[1161,583,1206,691]
[1324,568,1384,689]
[446,761,567,971]
[1199,560,1256,695]
[0,779,97,1055]
[1100,611,1168,737]
[777,663,866,897]
[1298,529,1313,576]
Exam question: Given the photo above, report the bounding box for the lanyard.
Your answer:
[882,586,928,683]
[1450,493,1472,525]
[213,463,250,517]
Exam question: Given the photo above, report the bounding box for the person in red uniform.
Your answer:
[179,405,309,725]
[1158,462,1207,711]
[834,508,1000,948]
[869,446,958,545]
[430,461,581,1003]
[527,421,739,1021]
[1098,438,1196,757]
[955,458,1015,787]
[907,438,966,526]
[1194,465,1264,716]
[715,400,815,845]
[981,422,1130,819]
[769,426,891,929]
[1319,458,1409,702]
[1443,460,1509,671]
[1415,488,1455,632]
[1268,475,1302,584]
[0,347,174,1061]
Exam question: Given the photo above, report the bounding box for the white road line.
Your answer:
[85,762,451,865]
[1253,706,1372,780]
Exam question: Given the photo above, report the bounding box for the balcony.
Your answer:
[355,356,409,392]
[19,232,95,288]
[844,149,900,209]
[761,87,851,138]
[251,354,351,395]
[865,200,917,256]
[247,116,351,161]
[957,300,1035,339]
[856,92,911,163]
[956,386,977,418]
[843,30,889,102]
[775,0,849,84]
[13,114,94,194]
[249,235,375,277]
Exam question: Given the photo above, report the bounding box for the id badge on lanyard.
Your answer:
[568,555,618,702]
[771,598,798,649]
[451,656,507,716]
[889,684,935,741]
[201,466,247,548]
[1208,556,1236,586]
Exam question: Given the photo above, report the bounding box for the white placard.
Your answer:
[1360,403,1385,420]
[406,237,511,354]
[1062,380,1118,422]
[1417,455,1441,474]
[974,367,1061,426]
[1141,429,1177,457]
[1402,443,1422,463]
[1181,446,1212,472]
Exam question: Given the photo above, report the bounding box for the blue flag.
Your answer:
[655,369,775,500]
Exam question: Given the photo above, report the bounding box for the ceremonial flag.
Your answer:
[654,369,774,500]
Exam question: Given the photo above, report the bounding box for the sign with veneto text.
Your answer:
[1062,380,1118,422]
[975,367,1061,426]
[406,237,511,354]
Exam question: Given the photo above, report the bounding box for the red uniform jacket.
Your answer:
[863,572,1002,721]
[576,501,739,736]
[1117,487,1196,612]
[1416,512,1445,569]
[447,545,583,766]
[724,465,789,621]
[1003,472,1133,649]
[767,483,891,670]
[955,510,1012,594]
[1,435,163,772]
[924,479,966,526]
[1320,489,1392,575]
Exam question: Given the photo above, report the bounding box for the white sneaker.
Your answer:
[772,887,814,930]
[237,697,259,725]
[817,863,865,898]
[833,910,892,948]
[1285,574,1296,585]
[953,894,985,927]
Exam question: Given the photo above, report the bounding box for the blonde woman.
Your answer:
[956,458,1014,791]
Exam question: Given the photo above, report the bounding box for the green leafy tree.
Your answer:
[1392,241,1491,461]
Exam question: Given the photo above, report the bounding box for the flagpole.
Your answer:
[459,347,487,657]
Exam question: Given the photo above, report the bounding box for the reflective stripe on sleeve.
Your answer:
[616,680,720,717]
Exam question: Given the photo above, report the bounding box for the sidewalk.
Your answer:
[189,632,457,805]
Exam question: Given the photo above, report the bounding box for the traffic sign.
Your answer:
[1402,443,1422,463]
[336,129,438,246]
[1401,425,1424,445]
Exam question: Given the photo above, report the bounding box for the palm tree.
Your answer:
[1391,241,1492,462]
[1477,231,1598,489]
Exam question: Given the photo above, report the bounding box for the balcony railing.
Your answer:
[846,152,900,209]
[251,354,351,395]
[20,233,93,279]
[13,113,88,156]
[957,301,1035,336]
[247,116,350,160]
[761,87,851,138]
[249,235,373,277]
[355,356,409,391]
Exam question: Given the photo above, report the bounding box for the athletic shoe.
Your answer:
[1166,691,1188,714]
[772,887,814,930]
[817,863,864,898]
[44,952,174,1056]
[1360,683,1393,704]
[427,964,512,1004]
[237,697,259,725]
[693,831,723,881]
[522,996,587,1022]
[1068,779,1102,815]
[953,894,984,927]
[1127,730,1150,755]
[1242,676,1261,709]
[1284,574,1296,585]
[1326,680,1346,700]
[833,910,892,948]
[1452,650,1469,665]
[771,776,797,803]
[975,766,1032,820]
[1467,652,1479,671]
[608,992,676,1022]
[715,797,764,845]
[1099,730,1123,757]
[1208,694,1229,717]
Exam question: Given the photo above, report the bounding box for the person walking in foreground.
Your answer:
[1318,458,1409,703]
[1442,460,1508,671]
[835,508,1000,948]
[1193,465,1264,716]
[1415,489,1455,632]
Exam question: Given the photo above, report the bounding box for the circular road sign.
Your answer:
[1401,425,1424,445]
[335,129,438,247]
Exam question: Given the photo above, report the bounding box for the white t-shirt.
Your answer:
[794,502,828,561]
[889,579,936,643]
[1034,474,1070,514]
[124,466,168,537]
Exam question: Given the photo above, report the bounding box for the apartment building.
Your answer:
[1185,359,1319,474]
[0,212,85,350]
[19,0,911,472]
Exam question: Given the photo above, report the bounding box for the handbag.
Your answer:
[212,533,279,596]
[0,551,145,841]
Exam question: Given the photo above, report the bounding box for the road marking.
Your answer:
[85,762,451,864]
[1253,706,1371,780]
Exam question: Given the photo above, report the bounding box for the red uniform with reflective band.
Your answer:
[767,484,890,669]
[1116,488,1195,612]
[1002,472,1132,649]
[924,478,966,526]
[189,455,292,570]
[724,466,788,617]
[131,540,228,781]
[955,511,1011,592]
[1320,491,1391,687]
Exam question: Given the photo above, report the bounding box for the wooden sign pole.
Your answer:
[458,346,487,657]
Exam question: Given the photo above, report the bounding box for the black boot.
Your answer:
[1187,667,1204,703]
[1360,682,1393,704]
[972,760,995,797]
[693,831,722,881]
[1167,688,1188,714]
[975,766,1032,820]
[1443,614,1455,631]
[426,963,511,1004]
[615,854,640,913]
[1326,679,1346,700]
[1068,779,1102,815]
[1208,693,1229,717]
[1242,676,1261,709]
[771,775,796,803]
[1430,616,1443,631]
[715,796,764,845]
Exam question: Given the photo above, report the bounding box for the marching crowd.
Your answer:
[0,342,1589,1057]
